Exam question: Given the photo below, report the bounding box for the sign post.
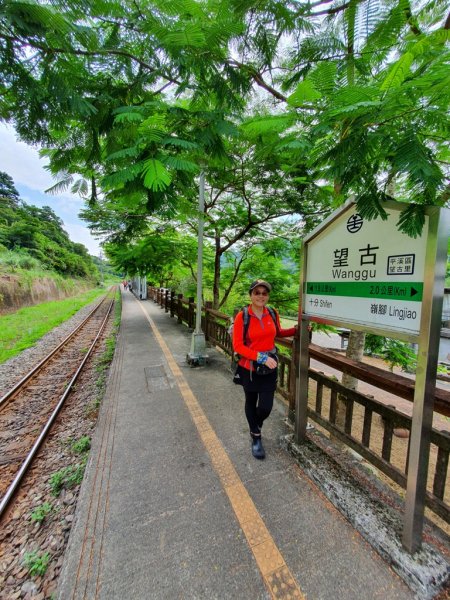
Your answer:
[402,208,449,552]
[295,317,311,443]
[298,199,449,552]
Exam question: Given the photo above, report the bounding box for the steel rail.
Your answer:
[0,296,115,519]
[0,291,111,410]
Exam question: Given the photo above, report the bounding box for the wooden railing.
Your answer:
[148,286,450,524]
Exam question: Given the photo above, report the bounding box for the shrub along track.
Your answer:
[0,290,120,599]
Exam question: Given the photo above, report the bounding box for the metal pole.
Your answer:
[295,240,310,443]
[402,207,449,553]
[195,170,205,334]
[295,317,310,443]
[187,170,208,365]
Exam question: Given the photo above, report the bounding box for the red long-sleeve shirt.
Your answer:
[232,306,296,371]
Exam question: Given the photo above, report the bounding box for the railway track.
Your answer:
[0,291,116,519]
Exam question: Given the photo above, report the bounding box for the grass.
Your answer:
[0,287,108,363]
[48,433,93,496]
[70,435,91,454]
[86,291,122,417]
[30,502,53,523]
[23,550,51,577]
[49,459,87,497]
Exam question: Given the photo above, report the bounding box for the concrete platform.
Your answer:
[57,291,447,599]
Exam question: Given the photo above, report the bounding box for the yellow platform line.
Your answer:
[137,302,305,600]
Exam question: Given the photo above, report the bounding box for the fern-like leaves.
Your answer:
[142,159,172,191]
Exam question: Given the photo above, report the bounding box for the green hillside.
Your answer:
[0,171,98,279]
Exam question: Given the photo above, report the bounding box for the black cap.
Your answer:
[249,279,272,293]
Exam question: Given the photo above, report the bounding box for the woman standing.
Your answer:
[232,280,296,459]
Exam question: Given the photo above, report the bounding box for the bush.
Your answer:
[18,254,41,270]
[0,249,44,272]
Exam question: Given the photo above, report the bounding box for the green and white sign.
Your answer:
[303,202,429,337]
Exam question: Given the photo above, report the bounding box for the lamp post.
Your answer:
[187,169,209,366]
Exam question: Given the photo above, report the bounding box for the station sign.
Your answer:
[303,203,429,338]
[299,201,450,553]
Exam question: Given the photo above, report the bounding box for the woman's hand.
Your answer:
[265,356,278,369]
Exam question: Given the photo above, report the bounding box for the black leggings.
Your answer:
[244,390,275,436]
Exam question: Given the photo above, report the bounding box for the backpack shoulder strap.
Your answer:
[267,306,277,329]
[242,306,250,344]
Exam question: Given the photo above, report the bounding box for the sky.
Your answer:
[0,122,103,256]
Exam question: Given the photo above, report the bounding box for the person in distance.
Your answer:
[232,280,296,459]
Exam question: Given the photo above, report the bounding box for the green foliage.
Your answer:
[23,551,51,577]
[49,459,87,497]
[219,239,301,314]
[365,334,417,372]
[143,159,172,191]
[0,172,20,206]
[87,294,121,416]
[1,0,448,303]
[30,502,53,523]
[437,363,449,376]
[0,177,98,278]
[0,249,41,271]
[0,287,105,363]
[70,436,91,454]
[274,1,449,235]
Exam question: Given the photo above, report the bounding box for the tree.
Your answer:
[239,0,450,233]
[104,227,205,289]
[189,140,307,308]
[0,187,98,278]
[4,0,448,237]
[2,0,448,316]
[0,171,20,207]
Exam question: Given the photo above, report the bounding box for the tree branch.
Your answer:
[312,2,351,16]
[180,258,197,281]
[227,60,287,102]
[218,253,247,308]
[444,11,450,29]
[1,34,182,86]
[309,0,335,7]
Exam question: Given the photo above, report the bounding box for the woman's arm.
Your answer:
[274,310,296,338]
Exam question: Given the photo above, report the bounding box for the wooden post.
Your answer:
[204,301,213,341]
[177,294,183,324]
[165,289,169,312]
[188,297,195,329]
[170,290,176,318]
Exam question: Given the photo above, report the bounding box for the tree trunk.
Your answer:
[335,329,366,429]
[212,236,221,310]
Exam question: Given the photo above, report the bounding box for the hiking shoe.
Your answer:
[251,436,265,460]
